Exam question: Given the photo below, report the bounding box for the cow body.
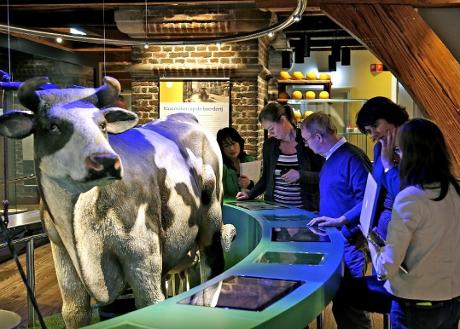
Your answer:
[0,77,230,328]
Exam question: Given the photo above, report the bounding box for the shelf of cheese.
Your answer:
[277,79,332,103]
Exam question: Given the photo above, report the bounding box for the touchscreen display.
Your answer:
[178,275,302,311]
[262,214,311,222]
[226,200,289,211]
[256,251,325,265]
[271,227,330,242]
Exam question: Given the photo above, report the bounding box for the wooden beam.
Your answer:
[255,0,460,12]
[322,3,460,175]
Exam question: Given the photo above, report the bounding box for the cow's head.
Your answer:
[0,76,138,191]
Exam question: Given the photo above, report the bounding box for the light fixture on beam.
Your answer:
[294,39,304,64]
[328,55,336,72]
[331,44,341,62]
[0,0,307,46]
[282,51,292,69]
[341,47,350,66]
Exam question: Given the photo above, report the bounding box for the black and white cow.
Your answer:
[0,77,234,328]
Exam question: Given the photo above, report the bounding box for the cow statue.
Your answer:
[0,77,235,328]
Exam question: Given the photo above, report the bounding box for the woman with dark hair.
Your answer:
[369,118,460,328]
[356,96,409,238]
[236,102,324,211]
[217,127,255,198]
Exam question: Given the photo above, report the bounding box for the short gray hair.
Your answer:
[300,111,337,136]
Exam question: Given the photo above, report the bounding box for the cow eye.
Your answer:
[100,122,107,132]
[49,123,61,134]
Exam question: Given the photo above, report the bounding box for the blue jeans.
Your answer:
[391,297,460,329]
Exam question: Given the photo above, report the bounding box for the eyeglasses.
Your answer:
[302,134,315,145]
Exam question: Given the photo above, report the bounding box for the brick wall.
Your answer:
[129,37,272,159]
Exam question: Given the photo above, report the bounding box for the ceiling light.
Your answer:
[70,28,86,36]
[268,32,274,38]
[56,37,63,43]
[144,43,149,49]
[0,0,307,46]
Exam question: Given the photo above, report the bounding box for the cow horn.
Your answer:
[96,76,121,108]
[17,77,50,112]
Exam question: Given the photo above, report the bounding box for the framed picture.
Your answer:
[159,79,231,136]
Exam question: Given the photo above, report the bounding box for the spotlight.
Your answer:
[281,51,292,69]
[303,35,310,58]
[341,47,351,66]
[328,55,336,71]
[268,32,274,38]
[144,43,149,49]
[293,15,301,22]
[331,44,341,62]
[56,37,63,44]
[294,39,304,64]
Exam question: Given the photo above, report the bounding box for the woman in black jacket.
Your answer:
[236,102,324,211]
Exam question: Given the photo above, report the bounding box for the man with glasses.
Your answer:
[301,111,372,329]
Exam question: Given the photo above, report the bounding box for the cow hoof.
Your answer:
[220,224,236,252]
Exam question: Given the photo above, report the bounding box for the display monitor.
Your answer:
[178,275,303,311]
[226,200,289,211]
[262,214,311,222]
[256,251,325,265]
[271,227,330,242]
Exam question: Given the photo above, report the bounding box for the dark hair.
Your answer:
[356,96,409,134]
[398,118,460,200]
[301,111,337,136]
[258,102,296,127]
[216,127,248,170]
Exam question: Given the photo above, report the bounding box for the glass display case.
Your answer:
[0,89,40,214]
[287,98,373,157]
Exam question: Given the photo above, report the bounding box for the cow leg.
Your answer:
[127,244,165,309]
[49,240,91,328]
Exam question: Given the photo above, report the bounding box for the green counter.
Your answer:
[83,201,344,329]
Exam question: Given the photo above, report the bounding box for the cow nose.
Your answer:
[86,153,122,179]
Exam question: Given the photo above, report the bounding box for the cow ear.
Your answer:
[101,107,138,134]
[0,110,35,139]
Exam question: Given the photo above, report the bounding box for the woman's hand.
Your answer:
[380,127,397,171]
[238,175,251,189]
[281,169,300,184]
[236,191,249,200]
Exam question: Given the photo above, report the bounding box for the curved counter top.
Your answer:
[84,201,344,329]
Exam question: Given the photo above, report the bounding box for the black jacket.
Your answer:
[247,129,324,211]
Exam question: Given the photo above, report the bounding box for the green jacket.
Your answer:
[222,154,255,198]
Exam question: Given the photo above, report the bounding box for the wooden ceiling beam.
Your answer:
[255,0,460,12]
[322,3,460,175]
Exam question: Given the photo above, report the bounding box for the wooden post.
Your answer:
[322,4,460,176]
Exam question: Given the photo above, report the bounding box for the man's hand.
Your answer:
[380,127,397,171]
[308,216,347,227]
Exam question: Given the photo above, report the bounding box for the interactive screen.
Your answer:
[271,227,330,242]
[256,251,325,265]
[178,275,302,311]
[262,214,311,222]
[226,200,289,211]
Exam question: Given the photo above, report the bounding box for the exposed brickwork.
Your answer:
[130,37,271,158]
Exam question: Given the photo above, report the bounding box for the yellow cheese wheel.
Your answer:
[304,110,314,118]
[292,90,303,99]
[319,91,330,99]
[293,110,302,122]
[291,71,304,80]
[306,71,317,80]
[305,91,316,99]
[318,73,330,80]
[279,71,291,80]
